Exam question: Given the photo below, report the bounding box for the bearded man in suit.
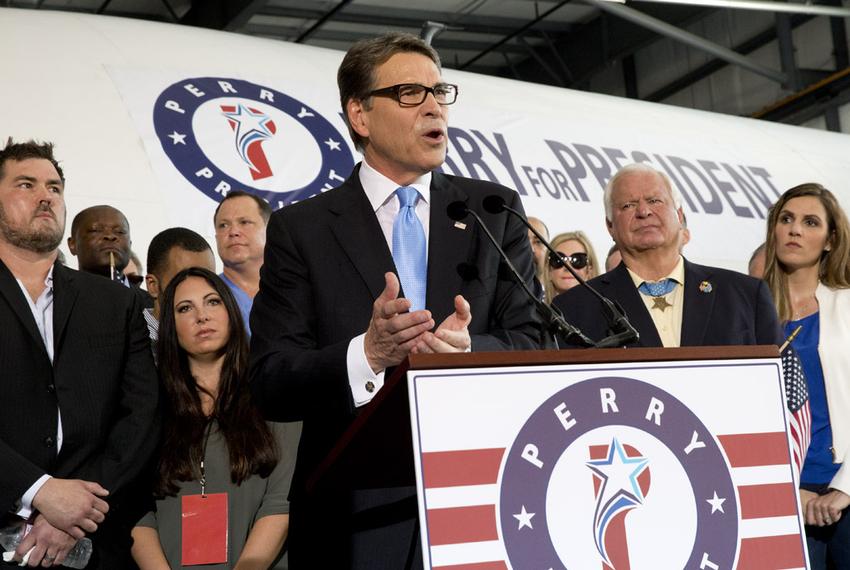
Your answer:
[0,139,159,568]
[250,32,540,569]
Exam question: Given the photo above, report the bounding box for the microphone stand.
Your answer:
[448,202,596,349]
[488,197,640,348]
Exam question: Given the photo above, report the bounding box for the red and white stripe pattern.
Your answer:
[788,403,812,476]
[782,348,812,476]
[421,433,806,570]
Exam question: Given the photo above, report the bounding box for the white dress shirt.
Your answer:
[626,256,686,348]
[347,161,432,407]
[13,266,61,519]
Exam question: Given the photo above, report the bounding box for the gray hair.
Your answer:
[603,163,683,221]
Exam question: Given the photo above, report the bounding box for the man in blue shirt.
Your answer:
[213,190,272,336]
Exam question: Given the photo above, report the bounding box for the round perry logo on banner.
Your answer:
[499,377,739,570]
[153,77,355,207]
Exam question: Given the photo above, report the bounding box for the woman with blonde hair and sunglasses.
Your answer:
[544,231,600,303]
[764,183,850,568]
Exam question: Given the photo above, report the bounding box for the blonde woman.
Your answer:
[764,183,850,568]
[545,231,600,303]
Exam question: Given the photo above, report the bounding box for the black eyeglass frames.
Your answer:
[366,83,459,107]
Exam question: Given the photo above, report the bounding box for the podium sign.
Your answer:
[407,355,809,570]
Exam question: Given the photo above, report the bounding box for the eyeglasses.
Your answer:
[366,83,459,107]
[126,274,145,286]
[549,251,590,270]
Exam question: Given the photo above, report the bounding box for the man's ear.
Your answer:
[346,98,370,140]
[67,236,77,256]
[145,274,159,299]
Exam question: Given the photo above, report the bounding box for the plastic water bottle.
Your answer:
[0,521,92,568]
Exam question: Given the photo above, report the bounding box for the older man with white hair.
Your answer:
[552,163,781,348]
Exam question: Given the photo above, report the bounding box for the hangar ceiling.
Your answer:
[6,0,850,130]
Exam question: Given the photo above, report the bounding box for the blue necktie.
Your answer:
[638,278,677,297]
[392,186,427,311]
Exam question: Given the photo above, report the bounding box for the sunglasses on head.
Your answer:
[549,251,589,270]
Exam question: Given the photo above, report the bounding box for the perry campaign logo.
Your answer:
[414,368,807,570]
[499,377,739,569]
[153,77,355,207]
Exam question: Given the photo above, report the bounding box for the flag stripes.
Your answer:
[717,432,791,467]
[433,562,508,570]
[737,535,807,569]
[421,431,804,569]
[427,505,498,546]
[423,449,505,488]
[738,483,799,519]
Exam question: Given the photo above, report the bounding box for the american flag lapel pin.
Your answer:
[699,280,713,293]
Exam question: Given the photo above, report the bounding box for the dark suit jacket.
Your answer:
[552,259,782,347]
[250,167,540,568]
[0,260,160,568]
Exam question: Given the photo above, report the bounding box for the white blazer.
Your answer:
[815,284,850,493]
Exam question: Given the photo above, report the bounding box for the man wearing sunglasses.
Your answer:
[250,32,540,569]
[553,163,780,350]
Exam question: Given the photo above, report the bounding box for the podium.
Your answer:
[308,347,810,570]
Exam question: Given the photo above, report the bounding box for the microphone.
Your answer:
[447,201,469,223]
[482,195,639,348]
[447,200,595,349]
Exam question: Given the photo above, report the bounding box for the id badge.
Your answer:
[181,493,228,566]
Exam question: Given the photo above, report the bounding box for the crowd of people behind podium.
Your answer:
[1,30,850,570]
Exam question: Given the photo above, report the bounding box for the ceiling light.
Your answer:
[629,0,850,17]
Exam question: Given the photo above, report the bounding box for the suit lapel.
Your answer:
[680,260,714,346]
[51,262,79,354]
[0,258,47,353]
[608,264,662,347]
[426,174,471,321]
[328,170,396,302]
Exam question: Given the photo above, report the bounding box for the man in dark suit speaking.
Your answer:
[250,33,539,569]
[553,163,781,348]
[0,140,159,568]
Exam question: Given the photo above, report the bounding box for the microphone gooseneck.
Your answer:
[483,195,639,348]
[446,201,595,349]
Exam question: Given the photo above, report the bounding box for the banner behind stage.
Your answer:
[106,63,846,273]
[4,8,850,272]
[408,359,808,570]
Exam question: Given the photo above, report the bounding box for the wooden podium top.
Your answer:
[407,344,779,370]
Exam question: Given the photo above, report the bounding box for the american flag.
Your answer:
[782,346,811,476]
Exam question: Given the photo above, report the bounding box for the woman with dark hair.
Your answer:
[131,267,298,569]
[764,183,850,568]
